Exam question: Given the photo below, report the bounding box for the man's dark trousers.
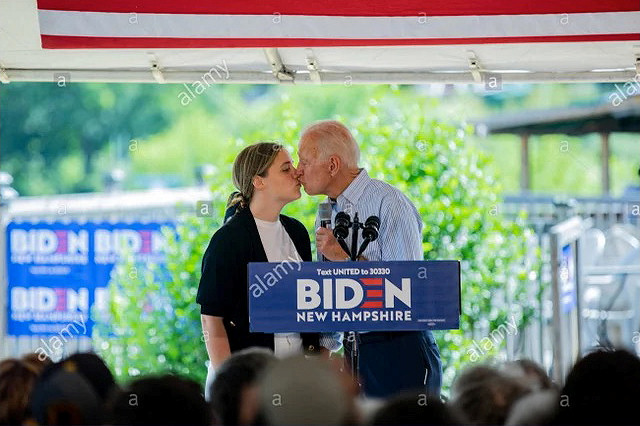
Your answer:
[344,330,442,398]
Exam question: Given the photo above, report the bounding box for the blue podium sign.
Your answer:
[248,260,460,332]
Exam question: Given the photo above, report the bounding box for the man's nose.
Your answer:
[294,167,303,178]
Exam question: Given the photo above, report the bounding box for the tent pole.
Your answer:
[520,134,530,193]
[600,132,610,195]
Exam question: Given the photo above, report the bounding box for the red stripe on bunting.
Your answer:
[36,0,639,16]
[41,34,640,49]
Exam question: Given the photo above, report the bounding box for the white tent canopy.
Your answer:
[1,0,639,84]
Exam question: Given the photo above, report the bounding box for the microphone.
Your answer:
[318,201,332,229]
[333,212,353,259]
[356,215,380,258]
[333,212,350,240]
[318,202,333,261]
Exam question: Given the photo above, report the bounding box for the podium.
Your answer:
[248,260,461,333]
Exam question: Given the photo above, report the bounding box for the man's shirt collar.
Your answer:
[336,168,370,207]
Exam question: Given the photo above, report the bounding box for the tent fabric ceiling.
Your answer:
[0,0,638,84]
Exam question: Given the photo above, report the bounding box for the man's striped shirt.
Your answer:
[315,168,424,262]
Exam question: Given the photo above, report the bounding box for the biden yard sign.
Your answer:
[248,260,461,332]
[6,221,172,336]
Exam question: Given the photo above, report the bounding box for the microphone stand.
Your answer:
[332,211,379,394]
[349,214,361,389]
[344,213,364,388]
[350,213,361,261]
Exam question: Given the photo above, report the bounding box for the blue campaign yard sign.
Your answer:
[248,260,460,333]
[6,221,172,336]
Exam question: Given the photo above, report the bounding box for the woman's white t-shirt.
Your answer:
[253,217,303,358]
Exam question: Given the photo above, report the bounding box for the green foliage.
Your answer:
[3,83,636,196]
[0,83,174,194]
[93,218,213,383]
[93,167,234,383]
[95,86,536,392]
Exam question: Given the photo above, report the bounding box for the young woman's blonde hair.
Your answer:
[226,142,284,214]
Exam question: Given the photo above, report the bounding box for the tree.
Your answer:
[0,83,173,194]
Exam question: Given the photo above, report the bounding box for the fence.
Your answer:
[500,194,640,374]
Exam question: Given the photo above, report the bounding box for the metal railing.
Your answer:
[501,194,639,230]
[499,194,640,379]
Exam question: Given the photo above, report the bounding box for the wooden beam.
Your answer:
[600,132,610,195]
[520,134,530,192]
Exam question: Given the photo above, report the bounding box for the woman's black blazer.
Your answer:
[196,206,321,354]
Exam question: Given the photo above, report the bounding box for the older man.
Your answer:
[295,120,442,398]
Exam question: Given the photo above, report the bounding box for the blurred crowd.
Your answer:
[2,347,640,425]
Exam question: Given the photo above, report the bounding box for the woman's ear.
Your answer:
[253,175,265,190]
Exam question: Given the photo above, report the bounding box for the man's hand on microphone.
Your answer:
[316,227,348,261]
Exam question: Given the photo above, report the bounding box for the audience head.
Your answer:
[450,364,530,425]
[5,346,639,426]
[0,355,47,425]
[108,374,210,425]
[64,352,117,401]
[505,389,559,426]
[554,349,640,425]
[29,360,103,425]
[21,352,52,372]
[258,354,357,425]
[370,391,460,425]
[209,347,277,425]
[501,358,555,391]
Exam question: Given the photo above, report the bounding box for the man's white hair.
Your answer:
[301,120,360,168]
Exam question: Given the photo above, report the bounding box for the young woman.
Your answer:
[197,142,328,397]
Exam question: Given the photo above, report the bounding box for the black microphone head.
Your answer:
[365,215,380,230]
[334,211,351,228]
[362,228,378,241]
[362,215,380,241]
[333,226,349,240]
[333,211,351,240]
